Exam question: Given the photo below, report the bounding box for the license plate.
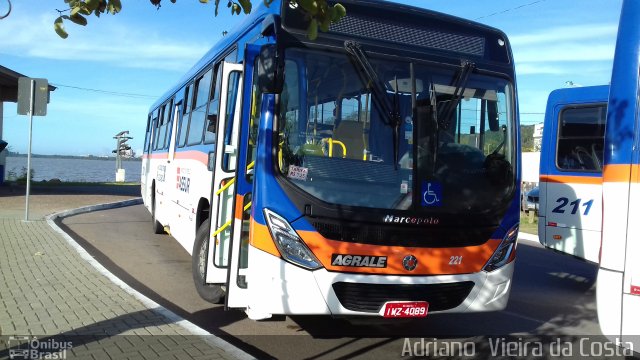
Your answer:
[380,301,429,318]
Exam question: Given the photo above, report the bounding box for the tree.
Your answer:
[520,125,535,152]
[55,0,345,40]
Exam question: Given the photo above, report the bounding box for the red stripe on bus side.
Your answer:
[142,153,168,160]
[173,151,209,166]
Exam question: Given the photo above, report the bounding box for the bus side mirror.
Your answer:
[488,100,499,131]
[0,140,7,153]
[257,44,284,94]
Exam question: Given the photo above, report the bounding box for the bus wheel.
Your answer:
[192,222,225,303]
[151,194,164,234]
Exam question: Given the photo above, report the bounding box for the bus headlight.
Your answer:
[264,209,322,270]
[483,224,518,272]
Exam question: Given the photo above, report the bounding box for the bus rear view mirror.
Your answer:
[257,44,284,94]
[488,100,499,131]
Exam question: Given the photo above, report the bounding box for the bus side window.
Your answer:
[246,61,262,182]
[178,84,193,148]
[188,69,214,146]
[156,104,167,150]
[222,71,241,172]
[151,108,160,151]
[205,64,222,144]
[556,105,606,172]
[144,114,152,153]
[163,99,174,149]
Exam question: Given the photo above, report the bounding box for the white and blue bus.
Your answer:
[538,85,608,263]
[597,0,640,350]
[141,0,520,320]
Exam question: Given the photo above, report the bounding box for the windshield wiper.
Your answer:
[344,40,402,167]
[423,79,439,176]
[439,60,475,131]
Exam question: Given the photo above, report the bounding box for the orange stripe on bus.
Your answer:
[299,230,501,275]
[633,164,640,184]
[234,194,245,220]
[540,175,602,185]
[249,219,281,258]
[603,164,632,183]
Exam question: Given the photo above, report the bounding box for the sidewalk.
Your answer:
[0,185,248,360]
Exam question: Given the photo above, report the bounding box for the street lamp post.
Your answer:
[113,131,132,182]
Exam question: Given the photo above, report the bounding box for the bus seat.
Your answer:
[592,143,603,171]
[573,146,597,170]
[333,121,364,159]
[300,143,325,156]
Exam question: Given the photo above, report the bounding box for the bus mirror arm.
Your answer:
[261,14,280,37]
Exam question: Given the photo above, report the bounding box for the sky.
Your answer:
[0,0,623,156]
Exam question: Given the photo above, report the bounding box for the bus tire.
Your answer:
[151,193,164,234]
[192,222,225,303]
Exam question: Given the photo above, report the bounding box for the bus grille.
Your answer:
[332,281,475,313]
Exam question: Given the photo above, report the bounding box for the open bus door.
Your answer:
[205,61,245,290]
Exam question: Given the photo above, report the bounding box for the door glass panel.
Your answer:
[223,71,241,172]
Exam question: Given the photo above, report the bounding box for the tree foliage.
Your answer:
[520,125,535,152]
[55,0,345,40]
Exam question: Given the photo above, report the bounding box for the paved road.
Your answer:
[61,204,620,359]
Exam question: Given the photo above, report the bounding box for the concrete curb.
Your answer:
[518,232,539,244]
[46,198,255,360]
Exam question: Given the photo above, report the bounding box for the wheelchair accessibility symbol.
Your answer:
[421,181,442,207]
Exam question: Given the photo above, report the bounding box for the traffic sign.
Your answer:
[17,77,49,116]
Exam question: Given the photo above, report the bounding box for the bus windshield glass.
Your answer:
[277,47,516,214]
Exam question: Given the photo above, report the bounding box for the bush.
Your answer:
[15,167,34,184]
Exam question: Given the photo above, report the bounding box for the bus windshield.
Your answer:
[277,47,516,214]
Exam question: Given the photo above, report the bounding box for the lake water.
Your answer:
[4,156,142,183]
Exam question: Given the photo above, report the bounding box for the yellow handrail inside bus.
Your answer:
[327,138,347,158]
[213,220,231,237]
[212,159,255,236]
[215,161,255,196]
[212,201,252,238]
[216,178,235,196]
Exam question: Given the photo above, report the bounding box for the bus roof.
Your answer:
[150,0,513,111]
[546,85,610,107]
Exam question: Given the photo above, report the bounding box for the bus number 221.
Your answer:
[552,197,594,215]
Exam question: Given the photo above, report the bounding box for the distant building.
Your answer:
[533,123,544,152]
[522,151,540,191]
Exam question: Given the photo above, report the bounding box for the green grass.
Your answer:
[519,211,538,235]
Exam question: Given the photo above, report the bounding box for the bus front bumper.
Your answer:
[245,248,514,319]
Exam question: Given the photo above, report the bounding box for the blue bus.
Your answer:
[141,0,520,320]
